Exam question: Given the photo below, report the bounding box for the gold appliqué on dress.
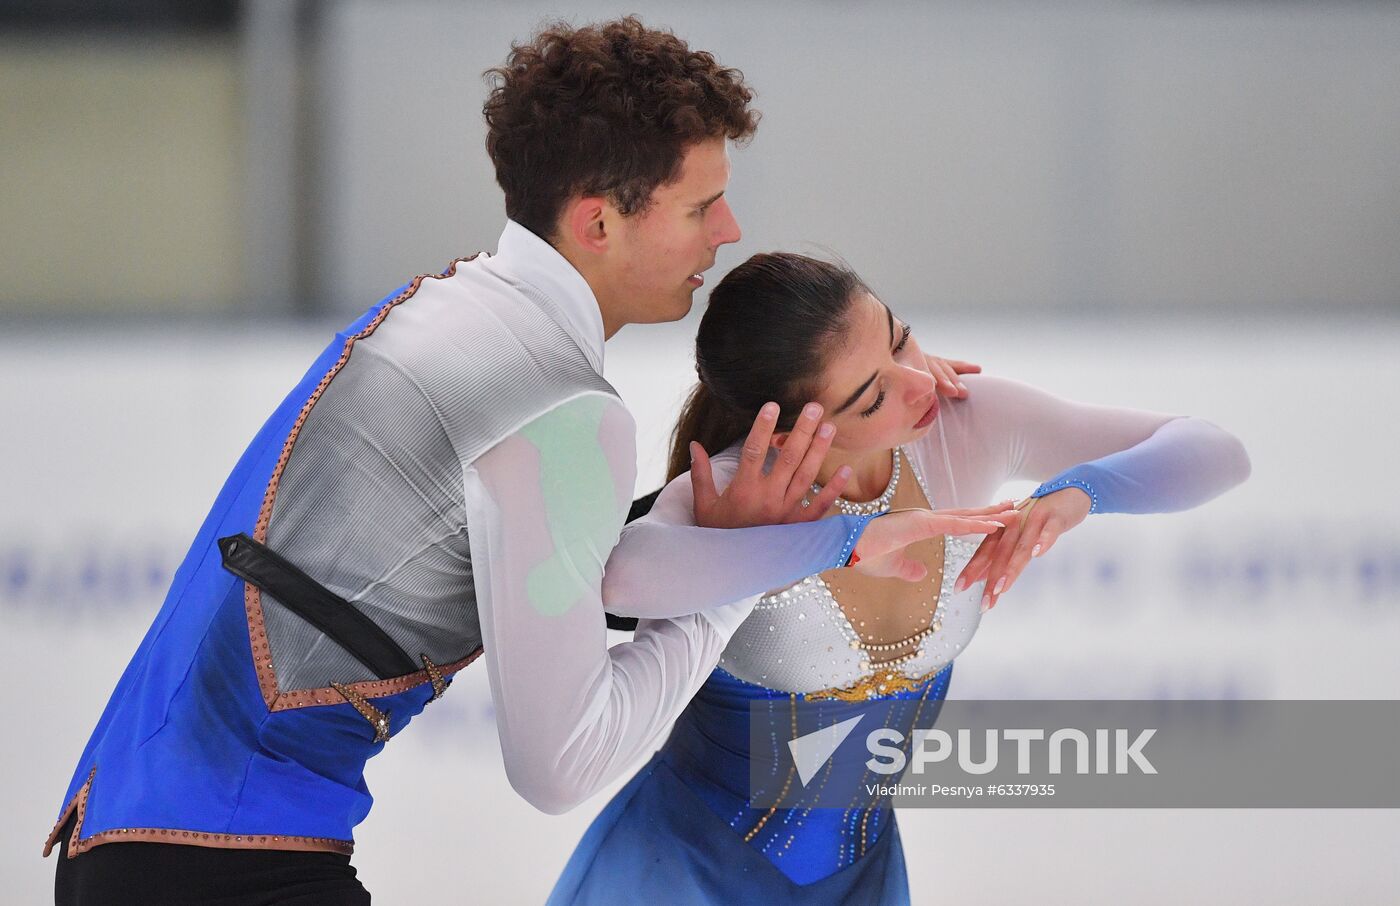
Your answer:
[805,667,939,702]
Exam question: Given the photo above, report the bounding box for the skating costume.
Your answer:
[549,373,1251,904]
[45,222,871,901]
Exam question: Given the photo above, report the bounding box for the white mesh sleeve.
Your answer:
[463,394,750,814]
[922,373,1249,510]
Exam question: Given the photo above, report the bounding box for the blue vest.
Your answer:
[46,282,479,860]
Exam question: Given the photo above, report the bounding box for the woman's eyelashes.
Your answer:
[894,323,912,354]
[860,390,886,418]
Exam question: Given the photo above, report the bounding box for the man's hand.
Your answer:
[926,354,981,399]
[691,402,850,528]
[850,504,1018,581]
[953,488,1092,612]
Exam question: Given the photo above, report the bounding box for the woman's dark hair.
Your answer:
[667,253,869,480]
[483,17,759,240]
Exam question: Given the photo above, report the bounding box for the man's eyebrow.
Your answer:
[693,190,725,209]
[833,373,878,415]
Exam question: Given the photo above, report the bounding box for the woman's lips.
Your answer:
[913,398,939,429]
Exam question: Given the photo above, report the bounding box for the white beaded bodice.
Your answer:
[719,446,988,696]
[718,534,982,694]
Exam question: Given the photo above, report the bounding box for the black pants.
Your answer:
[53,813,371,905]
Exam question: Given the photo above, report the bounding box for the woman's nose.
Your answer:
[903,365,936,403]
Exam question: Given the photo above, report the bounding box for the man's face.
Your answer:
[608,137,742,326]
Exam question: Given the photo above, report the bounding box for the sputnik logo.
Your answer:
[787,715,864,786]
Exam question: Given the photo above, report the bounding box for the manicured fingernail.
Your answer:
[689,442,699,461]
[955,575,967,592]
[761,402,779,418]
[980,594,991,613]
[993,576,1006,595]
[818,422,835,438]
[803,403,820,420]
[957,383,968,393]
[836,465,852,480]
[1032,544,1042,557]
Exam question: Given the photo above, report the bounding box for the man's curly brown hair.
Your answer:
[483,17,759,240]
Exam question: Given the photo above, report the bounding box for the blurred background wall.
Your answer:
[4,1,1398,903]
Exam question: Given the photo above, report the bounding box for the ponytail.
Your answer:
[666,382,754,481]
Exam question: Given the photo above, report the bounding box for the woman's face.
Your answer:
[808,290,938,455]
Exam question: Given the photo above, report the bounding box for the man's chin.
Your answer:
[652,295,694,323]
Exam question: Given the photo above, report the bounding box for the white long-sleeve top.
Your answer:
[262,221,867,815]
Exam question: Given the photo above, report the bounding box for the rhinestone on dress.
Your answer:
[810,448,901,516]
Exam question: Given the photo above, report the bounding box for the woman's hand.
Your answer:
[691,401,850,528]
[953,488,1092,612]
[851,504,1018,581]
[926,354,981,399]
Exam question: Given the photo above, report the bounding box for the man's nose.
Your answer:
[710,198,741,246]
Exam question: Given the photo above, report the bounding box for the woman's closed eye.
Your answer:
[859,389,886,418]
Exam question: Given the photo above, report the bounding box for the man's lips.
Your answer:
[687,261,716,288]
[914,397,939,429]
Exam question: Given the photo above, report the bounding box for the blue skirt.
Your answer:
[548,665,952,905]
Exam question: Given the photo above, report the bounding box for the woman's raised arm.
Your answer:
[933,373,1250,609]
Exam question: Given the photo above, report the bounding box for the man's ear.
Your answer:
[563,196,610,253]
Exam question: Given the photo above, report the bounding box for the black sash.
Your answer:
[219,533,417,679]
[221,487,661,647]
